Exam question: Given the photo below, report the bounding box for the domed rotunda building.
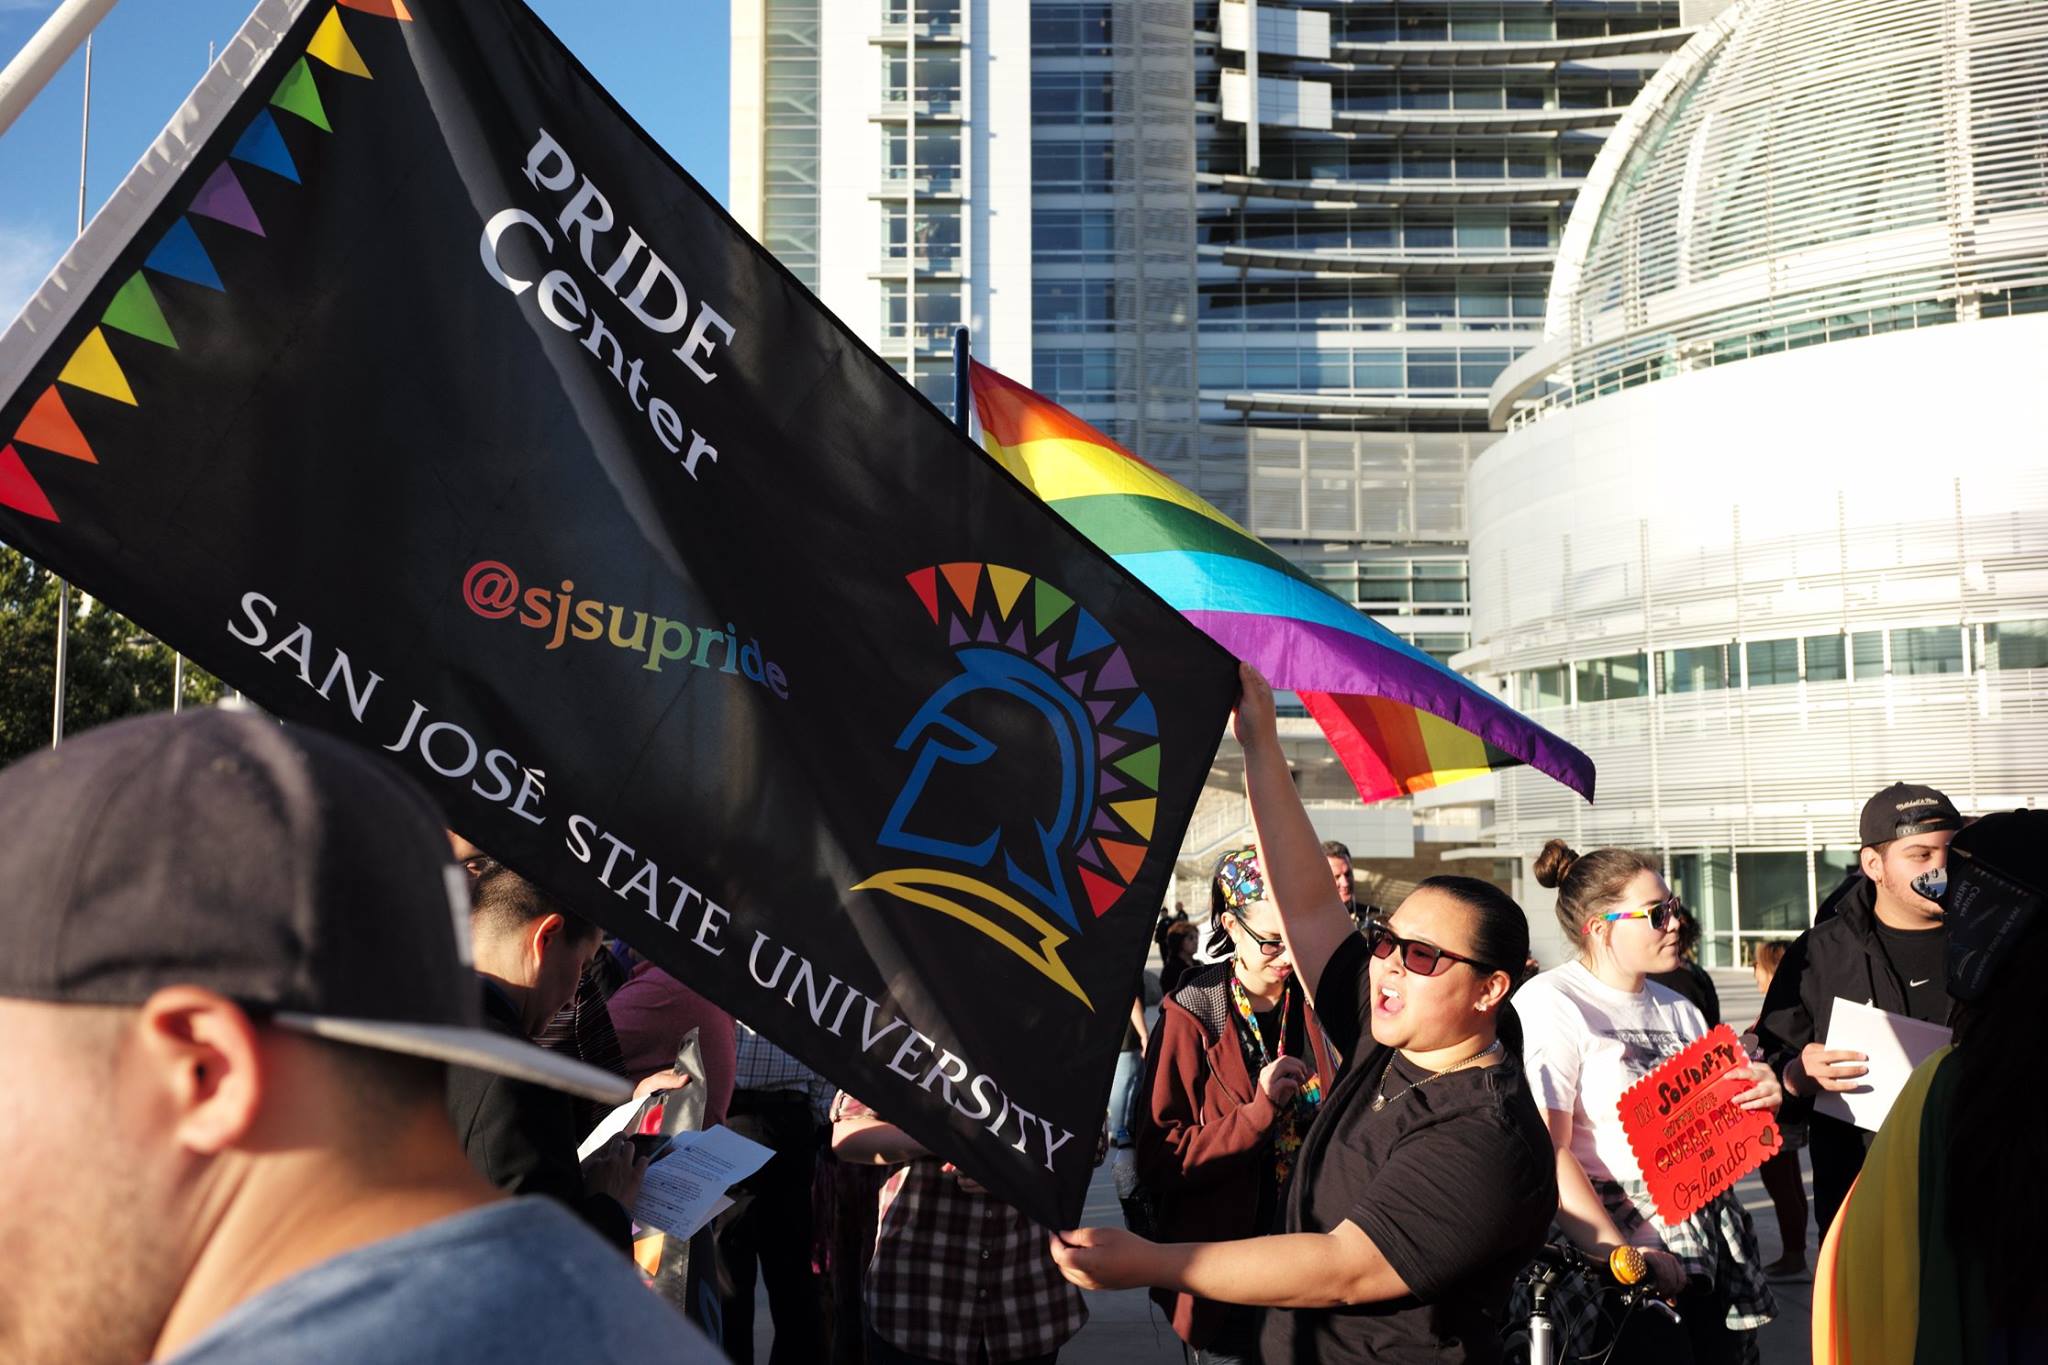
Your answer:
[1471,0,2048,969]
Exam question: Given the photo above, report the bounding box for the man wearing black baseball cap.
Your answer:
[1754,780,1964,1247]
[0,710,718,1365]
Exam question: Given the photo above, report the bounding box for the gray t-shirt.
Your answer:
[162,1198,718,1364]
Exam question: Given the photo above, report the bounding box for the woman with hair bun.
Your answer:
[1051,665,1557,1364]
[1518,840,1782,1363]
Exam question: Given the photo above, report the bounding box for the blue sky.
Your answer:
[0,0,731,325]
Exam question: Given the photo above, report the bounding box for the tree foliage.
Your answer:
[0,545,224,764]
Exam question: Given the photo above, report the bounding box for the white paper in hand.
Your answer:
[578,1096,646,1162]
[632,1125,774,1239]
[1812,997,1953,1132]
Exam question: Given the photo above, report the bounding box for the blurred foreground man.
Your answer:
[0,710,718,1365]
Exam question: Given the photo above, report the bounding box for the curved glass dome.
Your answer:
[1498,0,2048,422]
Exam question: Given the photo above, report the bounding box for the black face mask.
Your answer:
[1915,853,2044,1002]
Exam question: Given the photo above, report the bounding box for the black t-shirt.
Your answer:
[1121,966,1148,1051]
[1873,921,1949,1023]
[1259,935,1557,1365]
[1252,1004,1282,1082]
[1245,993,1313,1225]
[1248,1001,1306,1062]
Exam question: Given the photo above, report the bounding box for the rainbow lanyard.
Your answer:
[1230,976,1323,1186]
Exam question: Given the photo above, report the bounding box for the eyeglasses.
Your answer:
[1367,921,1500,978]
[1228,909,1286,959]
[1598,895,1683,932]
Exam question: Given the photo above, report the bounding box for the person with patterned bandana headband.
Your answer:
[1131,845,1338,1363]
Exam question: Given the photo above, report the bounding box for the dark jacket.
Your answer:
[1753,878,1955,1226]
[446,980,632,1251]
[1754,878,1955,1070]
[1814,867,1866,924]
[1134,962,1336,1347]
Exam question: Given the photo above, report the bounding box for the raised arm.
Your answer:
[1235,663,1353,1006]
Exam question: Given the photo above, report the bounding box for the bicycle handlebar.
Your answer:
[1524,1243,1646,1286]
[1523,1243,1681,1324]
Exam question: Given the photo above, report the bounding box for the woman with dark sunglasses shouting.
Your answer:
[1128,846,1338,1363]
[1516,841,1782,1364]
[1052,664,1557,1364]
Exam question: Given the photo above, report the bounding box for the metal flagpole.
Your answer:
[51,35,92,747]
[169,39,213,714]
[951,326,971,434]
[171,42,214,714]
[0,0,120,141]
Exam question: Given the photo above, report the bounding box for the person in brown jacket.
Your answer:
[1134,846,1337,1364]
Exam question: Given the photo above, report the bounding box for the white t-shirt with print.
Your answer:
[1515,959,1708,1188]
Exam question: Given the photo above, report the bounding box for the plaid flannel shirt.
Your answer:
[1596,1174,1776,1335]
[734,1021,837,1121]
[833,1092,1086,1364]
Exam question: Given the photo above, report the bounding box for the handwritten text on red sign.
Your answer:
[1618,1023,1780,1223]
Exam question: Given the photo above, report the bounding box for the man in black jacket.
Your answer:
[446,860,669,1251]
[1754,781,1962,1240]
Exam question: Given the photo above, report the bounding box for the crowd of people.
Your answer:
[0,671,2039,1365]
[1057,673,2040,1365]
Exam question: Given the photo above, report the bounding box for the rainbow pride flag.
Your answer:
[969,361,1594,804]
[1812,1047,2023,1364]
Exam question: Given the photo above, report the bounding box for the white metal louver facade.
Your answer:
[1491,0,2048,424]
[1467,0,2048,967]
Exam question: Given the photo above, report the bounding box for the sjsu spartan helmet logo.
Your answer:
[854,562,1163,1009]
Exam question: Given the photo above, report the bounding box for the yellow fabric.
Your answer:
[58,328,138,406]
[1410,707,1494,788]
[980,432,1249,537]
[307,7,374,78]
[1813,1045,1952,1364]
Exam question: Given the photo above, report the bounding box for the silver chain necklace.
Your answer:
[1371,1040,1503,1112]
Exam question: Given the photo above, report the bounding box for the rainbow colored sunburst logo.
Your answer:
[853,562,1162,1009]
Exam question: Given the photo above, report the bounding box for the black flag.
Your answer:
[0,0,1236,1226]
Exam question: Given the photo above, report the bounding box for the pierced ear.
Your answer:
[1480,972,1512,1012]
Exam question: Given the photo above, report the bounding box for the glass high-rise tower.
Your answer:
[731,0,1694,839]
[1184,1,1689,684]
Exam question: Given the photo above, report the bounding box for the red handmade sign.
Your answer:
[1618,1023,1781,1223]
